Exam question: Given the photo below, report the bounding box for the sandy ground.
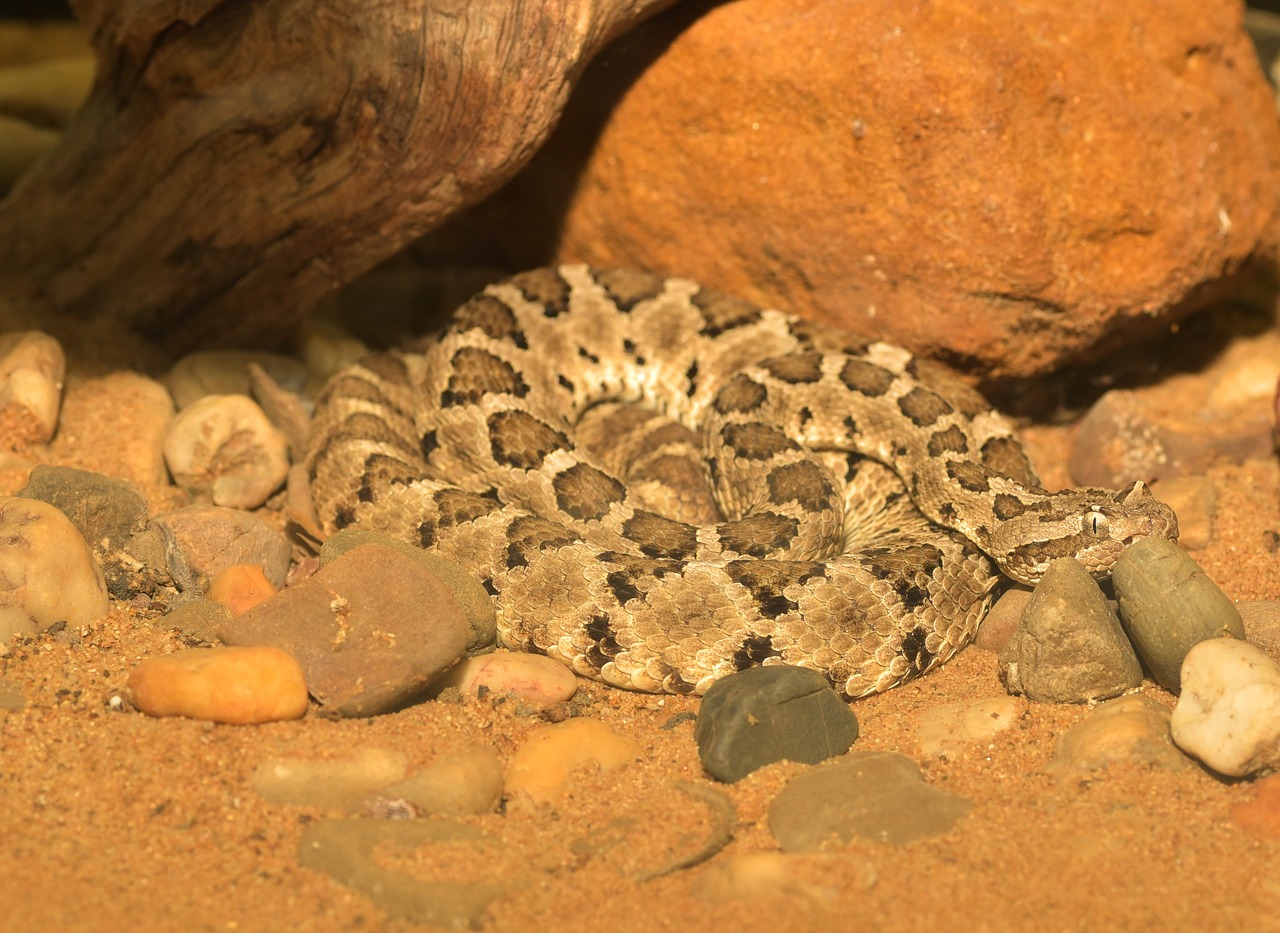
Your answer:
[1,317,1279,933]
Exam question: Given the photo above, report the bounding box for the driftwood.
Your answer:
[0,0,680,350]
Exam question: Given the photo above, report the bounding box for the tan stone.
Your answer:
[456,0,1280,381]
[504,718,641,811]
[207,564,277,617]
[127,646,308,724]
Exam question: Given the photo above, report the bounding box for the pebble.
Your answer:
[693,852,876,906]
[1068,390,1170,488]
[1230,773,1280,840]
[768,751,971,850]
[504,718,642,811]
[145,505,292,590]
[695,666,858,782]
[0,496,109,643]
[1149,474,1215,551]
[0,331,64,446]
[319,528,496,653]
[1238,600,1280,662]
[219,542,470,717]
[157,599,232,644]
[127,645,308,724]
[972,587,1030,652]
[16,464,148,552]
[166,350,307,410]
[206,563,276,617]
[378,745,505,817]
[431,651,577,703]
[0,675,25,711]
[298,818,510,927]
[298,320,369,392]
[998,557,1142,703]
[915,696,1024,758]
[163,394,290,510]
[253,748,408,809]
[1170,638,1280,777]
[1112,536,1245,692]
[246,362,311,457]
[1045,694,1190,775]
[57,372,174,487]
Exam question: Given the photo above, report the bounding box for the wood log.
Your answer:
[0,0,681,351]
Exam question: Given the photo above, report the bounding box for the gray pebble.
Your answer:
[998,557,1142,703]
[1112,537,1245,692]
[695,666,858,783]
[17,464,148,553]
[768,751,970,849]
[147,505,292,591]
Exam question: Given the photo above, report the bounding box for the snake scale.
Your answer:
[306,265,1178,698]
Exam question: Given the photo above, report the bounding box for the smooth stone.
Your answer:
[206,563,276,617]
[298,818,510,927]
[1069,390,1170,488]
[253,748,408,809]
[163,394,290,509]
[319,528,496,653]
[695,665,858,782]
[504,718,642,811]
[0,675,25,711]
[693,852,875,906]
[55,371,174,488]
[1239,600,1280,662]
[245,361,310,457]
[1112,536,1245,692]
[298,320,369,392]
[999,557,1142,703]
[147,505,292,589]
[1149,475,1215,551]
[0,331,64,446]
[166,350,307,410]
[158,599,233,644]
[1230,773,1280,839]
[16,464,148,552]
[220,543,469,717]
[0,496,109,642]
[430,651,578,703]
[768,751,971,850]
[1045,694,1190,775]
[972,587,1030,652]
[1170,638,1280,777]
[915,696,1024,758]
[378,745,504,817]
[127,646,308,724]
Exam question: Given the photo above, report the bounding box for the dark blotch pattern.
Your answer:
[621,510,699,559]
[585,613,623,670]
[692,288,763,337]
[732,634,782,671]
[980,436,1041,488]
[712,374,768,414]
[992,493,1028,521]
[553,463,626,522]
[946,459,992,493]
[504,514,579,569]
[512,268,571,317]
[488,411,571,470]
[721,422,795,460]
[766,461,836,513]
[718,513,800,558]
[839,358,895,396]
[593,268,666,312]
[434,487,502,528]
[724,560,825,618]
[897,386,954,427]
[452,293,529,349]
[900,625,935,670]
[763,352,823,384]
[441,347,529,407]
[926,424,968,458]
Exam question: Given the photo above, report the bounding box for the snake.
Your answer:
[306,265,1178,698]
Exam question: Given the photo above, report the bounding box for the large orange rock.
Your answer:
[461,0,1280,381]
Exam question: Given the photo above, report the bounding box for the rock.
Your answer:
[1230,773,1280,840]
[694,666,858,782]
[1149,475,1215,551]
[16,464,148,552]
[998,558,1142,703]
[298,319,368,393]
[915,696,1024,758]
[166,350,307,410]
[163,394,290,510]
[1068,391,1171,488]
[0,496,109,643]
[441,0,1280,380]
[971,587,1030,652]
[206,564,276,617]
[219,543,470,717]
[298,818,510,927]
[319,528,496,653]
[504,718,642,811]
[377,745,505,818]
[1045,694,1190,775]
[0,331,64,447]
[693,852,875,906]
[157,599,232,644]
[431,651,577,704]
[253,748,408,809]
[1170,638,1280,777]
[148,505,292,590]
[768,751,971,850]
[127,646,308,724]
[52,372,174,489]
[1112,537,1246,692]
[1240,600,1280,661]
[245,362,310,457]
[0,675,25,711]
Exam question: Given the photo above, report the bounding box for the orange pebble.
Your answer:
[208,563,276,616]
[128,646,308,724]
[1231,773,1280,839]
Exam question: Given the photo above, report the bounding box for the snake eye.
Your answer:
[1083,510,1108,537]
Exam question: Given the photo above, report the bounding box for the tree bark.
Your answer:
[0,0,680,351]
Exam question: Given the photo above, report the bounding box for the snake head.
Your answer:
[988,480,1179,585]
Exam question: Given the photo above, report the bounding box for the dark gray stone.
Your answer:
[1113,536,1245,692]
[999,556,1142,703]
[17,464,148,552]
[695,665,857,783]
[768,751,970,849]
